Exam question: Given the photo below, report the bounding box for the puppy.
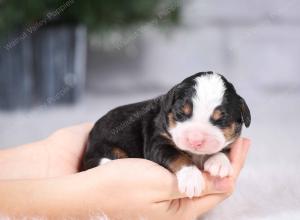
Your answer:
[82,71,251,198]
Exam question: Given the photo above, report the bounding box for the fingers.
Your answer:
[166,138,251,200]
[204,137,251,194]
[47,123,94,146]
[229,138,251,179]
[67,123,94,133]
[182,139,251,219]
[45,123,94,172]
[166,172,234,201]
[185,193,229,219]
[202,174,235,196]
[50,123,94,138]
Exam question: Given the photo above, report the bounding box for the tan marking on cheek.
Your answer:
[160,132,177,148]
[112,147,128,159]
[160,132,171,140]
[168,112,176,128]
[182,103,192,115]
[212,109,223,121]
[169,154,193,173]
[222,123,237,141]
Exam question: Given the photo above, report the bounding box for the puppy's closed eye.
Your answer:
[172,100,193,122]
[211,106,229,124]
[182,102,192,116]
[211,109,225,121]
[210,108,232,129]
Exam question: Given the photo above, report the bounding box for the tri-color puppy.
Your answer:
[82,71,251,198]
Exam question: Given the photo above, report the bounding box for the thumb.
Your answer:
[167,171,234,200]
[202,173,235,196]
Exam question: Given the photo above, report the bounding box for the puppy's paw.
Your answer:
[176,165,205,198]
[204,152,232,178]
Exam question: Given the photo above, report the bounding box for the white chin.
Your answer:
[182,146,225,155]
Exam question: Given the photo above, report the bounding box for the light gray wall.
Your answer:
[87,0,300,93]
[1,0,299,151]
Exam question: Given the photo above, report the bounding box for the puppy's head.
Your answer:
[163,71,251,155]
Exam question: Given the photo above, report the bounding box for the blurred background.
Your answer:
[0,0,299,219]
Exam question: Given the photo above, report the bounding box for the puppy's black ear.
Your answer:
[162,85,178,113]
[238,95,251,128]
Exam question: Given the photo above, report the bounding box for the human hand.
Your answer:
[43,123,94,176]
[0,124,250,220]
[76,138,250,220]
[0,123,93,179]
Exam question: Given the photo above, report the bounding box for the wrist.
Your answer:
[0,140,49,179]
[0,170,107,219]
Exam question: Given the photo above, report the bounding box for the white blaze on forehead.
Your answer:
[192,74,225,122]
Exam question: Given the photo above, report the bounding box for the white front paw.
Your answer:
[176,166,205,198]
[204,152,232,178]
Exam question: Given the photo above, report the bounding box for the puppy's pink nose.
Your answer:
[188,134,204,148]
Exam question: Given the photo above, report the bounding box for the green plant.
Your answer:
[0,0,180,36]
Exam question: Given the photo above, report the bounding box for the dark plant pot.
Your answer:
[0,24,87,110]
[0,35,34,110]
[33,24,87,105]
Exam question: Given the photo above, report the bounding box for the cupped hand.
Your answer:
[0,123,250,220]
[0,123,93,179]
[77,138,250,220]
[44,123,94,175]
